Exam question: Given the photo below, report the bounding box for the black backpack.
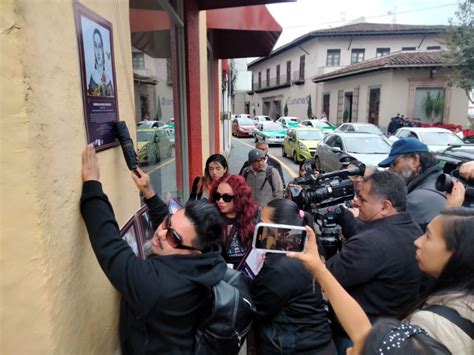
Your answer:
[243,166,275,192]
[194,268,256,355]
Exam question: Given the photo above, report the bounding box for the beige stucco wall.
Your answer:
[1,0,138,353]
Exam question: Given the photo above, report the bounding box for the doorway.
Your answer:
[368,88,381,126]
[344,92,353,122]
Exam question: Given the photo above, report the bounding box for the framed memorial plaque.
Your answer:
[120,217,142,258]
[74,2,119,151]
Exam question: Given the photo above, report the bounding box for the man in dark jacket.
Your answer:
[239,141,285,187]
[327,171,422,354]
[378,138,446,231]
[80,144,227,354]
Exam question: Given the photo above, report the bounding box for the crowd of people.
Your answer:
[80,138,473,355]
[387,113,423,135]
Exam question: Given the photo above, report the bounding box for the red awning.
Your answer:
[199,0,295,10]
[207,5,282,58]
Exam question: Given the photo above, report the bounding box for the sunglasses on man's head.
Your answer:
[212,191,235,203]
[164,213,202,252]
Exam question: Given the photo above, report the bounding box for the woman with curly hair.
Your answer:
[189,154,228,201]
[210,174,258,267]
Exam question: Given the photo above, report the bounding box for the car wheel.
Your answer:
[282,146,287,157]
[315,156,321,171]
[293,151,299,164]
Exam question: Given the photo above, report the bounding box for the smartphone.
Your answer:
[252,223,307,254]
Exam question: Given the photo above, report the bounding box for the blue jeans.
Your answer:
[334,335,353,355]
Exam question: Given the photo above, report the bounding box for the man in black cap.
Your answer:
[241,149,284,207]
[378,138,446,231]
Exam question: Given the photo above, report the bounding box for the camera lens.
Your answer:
[435,173,453,193]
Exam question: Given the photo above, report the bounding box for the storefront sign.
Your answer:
[74,2,119,151]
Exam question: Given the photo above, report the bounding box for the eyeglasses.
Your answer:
[164,213,202,252]
[212,191,235,203]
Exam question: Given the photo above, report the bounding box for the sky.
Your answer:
[267,0,459,49]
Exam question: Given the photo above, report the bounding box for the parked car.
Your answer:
[232,116,256,137]
[137,128,173,165]
[165,118,175,144]
[390,127,467,152]
[434,146,474,175]
[282,127,324,163]
[300,119,336,132]
[235,113,252,120]
[137,120,168,130]
[276,116,300,130]
[314,132,392,172]
[336,122,384,136]
[254,122,286,145]
[253,115,273,125]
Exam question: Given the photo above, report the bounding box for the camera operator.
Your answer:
[326,171,423,354]
[444,160,474,208]
[378,138,445,232]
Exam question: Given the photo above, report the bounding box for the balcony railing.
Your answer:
[292,70,304,84]
[250,75,291,93]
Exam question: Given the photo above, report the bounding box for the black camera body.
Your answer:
[291,162,365,258]
[436,171,474,207]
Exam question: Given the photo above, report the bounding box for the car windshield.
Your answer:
[264,125,284,132]
[239,118,254,125]
[419,132,464,146]
[297,130,324,140]
[356,125,382,135]
[345,136,391,154]
[313,121,331,128]
[258,117,272,121]
[137,131,155,142]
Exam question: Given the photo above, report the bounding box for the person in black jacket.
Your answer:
[80,144,227,354]
[326,171,423,354]
[252,199,335,355]
[239,141,285,187]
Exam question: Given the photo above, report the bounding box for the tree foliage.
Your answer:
[443,0,474,103]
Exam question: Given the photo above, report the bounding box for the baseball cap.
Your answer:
[378,138,429,167]
[248,149,265,163]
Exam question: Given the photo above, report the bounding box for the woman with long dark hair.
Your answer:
[189,154,228,201]
[209,174,258,266]
[252,199,335,355]
[290,207,474,354]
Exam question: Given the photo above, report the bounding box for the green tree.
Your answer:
[443,0,474,103]
[307,95,313,118]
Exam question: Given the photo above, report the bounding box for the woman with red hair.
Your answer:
[210,174,259,267]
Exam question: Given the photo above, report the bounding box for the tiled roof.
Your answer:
[312,51,447,82]
[248,22,447,68]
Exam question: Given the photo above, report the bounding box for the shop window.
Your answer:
[299,55,305,80]
[402,47,416,51]
[266,68,270,87]
[326,49,340,66]
[351,49,365,64]
[258,71,262,89]
[286,60,291,83]
[276,64,280,85]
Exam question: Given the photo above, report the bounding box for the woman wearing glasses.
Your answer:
[189,154,229,201]
[210,174,258,267]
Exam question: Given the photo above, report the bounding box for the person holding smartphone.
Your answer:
[251,199,335,355]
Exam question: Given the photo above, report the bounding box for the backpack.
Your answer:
[243,166,275,192]
[194,268,256,355]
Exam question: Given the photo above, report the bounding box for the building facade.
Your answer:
[245,23,449,125]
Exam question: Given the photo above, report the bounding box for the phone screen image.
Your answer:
[253,223,307,254]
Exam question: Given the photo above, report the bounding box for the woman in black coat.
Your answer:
[252,199,335,354]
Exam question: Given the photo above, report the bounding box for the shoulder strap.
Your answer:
[260,166,275,192]
[424,304,474,339]
[242,167,250,180]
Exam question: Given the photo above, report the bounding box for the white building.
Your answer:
[244,22,450,126]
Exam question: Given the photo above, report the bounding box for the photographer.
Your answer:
[325,171,423,354]
[378,138,446,231]
[80,144,228,354]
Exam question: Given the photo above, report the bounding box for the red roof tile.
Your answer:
[313,51,447,82]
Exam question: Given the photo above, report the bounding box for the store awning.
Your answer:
[207,5,283,58]
[130,3,286,59]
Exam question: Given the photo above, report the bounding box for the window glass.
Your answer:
[376,48,390,57]
[131,7,183,201]
[326,49,340,66]
[345,136,391,154]
[351,49,365,64]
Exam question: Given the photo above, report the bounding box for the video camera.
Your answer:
[289,161,365,258]
[436,170,474,207]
